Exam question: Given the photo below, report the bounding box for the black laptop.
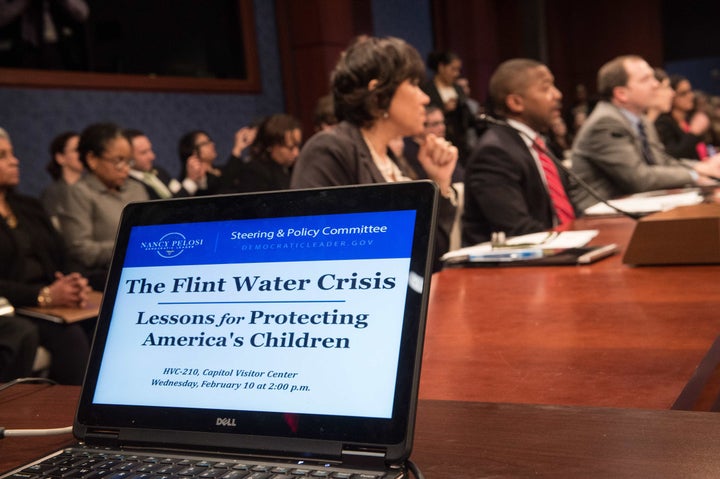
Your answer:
[1,181,438,479]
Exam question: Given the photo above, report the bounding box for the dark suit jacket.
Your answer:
[0,192,66,306]
[291,121,456,268]
[462,124,573,246]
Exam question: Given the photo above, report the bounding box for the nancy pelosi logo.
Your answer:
[140,232,204,259]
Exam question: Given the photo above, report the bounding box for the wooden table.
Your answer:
[420,216,720,409]
[5,385,720,478]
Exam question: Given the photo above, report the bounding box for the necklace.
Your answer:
[0,207,17,229]
[362,133,399,182]
[5,213,17,228]
[0,197,17,228]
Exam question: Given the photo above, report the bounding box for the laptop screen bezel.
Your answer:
[75,182,437,461]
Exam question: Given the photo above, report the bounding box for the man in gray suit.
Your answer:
[570,55,720,211]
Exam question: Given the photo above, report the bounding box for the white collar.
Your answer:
[506,118,541,147]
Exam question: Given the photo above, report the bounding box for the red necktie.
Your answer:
[532,136,575,225]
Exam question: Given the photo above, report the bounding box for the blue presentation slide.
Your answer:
[93,210,417,419]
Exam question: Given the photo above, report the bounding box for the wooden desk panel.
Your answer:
[5,386,720,478]
[420,216,720,408]
[413,400,720,478]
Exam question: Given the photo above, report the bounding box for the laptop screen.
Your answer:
[94,209,415,419]
[76,182,437,458]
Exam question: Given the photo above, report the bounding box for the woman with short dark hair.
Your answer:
[58,122,148,289]
[291,36,458,268]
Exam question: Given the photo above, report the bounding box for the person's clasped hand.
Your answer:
[48,272,91,308]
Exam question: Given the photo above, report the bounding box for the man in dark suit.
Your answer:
[462,58,574,246]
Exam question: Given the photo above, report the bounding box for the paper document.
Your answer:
[16,290,102,323]
[0,297,14,316]
[584,191,703,216]
[441,230,599,262]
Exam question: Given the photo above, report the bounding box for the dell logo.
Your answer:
[216,417,237,427]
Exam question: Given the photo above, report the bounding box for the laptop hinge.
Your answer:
[341,447,387,469]
[84,429,121,447]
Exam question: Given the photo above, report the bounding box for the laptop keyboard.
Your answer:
[6,448,401,479]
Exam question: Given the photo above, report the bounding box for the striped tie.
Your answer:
[637,120,657,165]
[532,136,575,225]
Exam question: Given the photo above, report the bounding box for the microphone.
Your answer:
[477,114,646,220]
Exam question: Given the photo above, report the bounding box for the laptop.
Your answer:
[2,181,438,479]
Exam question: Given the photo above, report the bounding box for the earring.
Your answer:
[382,111,389,119]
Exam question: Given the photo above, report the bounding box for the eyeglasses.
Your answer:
[424,121,445,128]
[99,155,134,170]
[676,89,693,97]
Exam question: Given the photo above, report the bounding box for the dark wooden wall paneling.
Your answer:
[275,0,664,133]
[275,0,371,137]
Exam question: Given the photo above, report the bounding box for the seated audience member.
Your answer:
[403,105,464,182]
[59,122,149,289]
[462,58,574,246]
[0,314,38,381]
[548,116,572,162]
[0,127,92,385]
[403,105,445,180]
[456,77,483,151]
[654,75,712,160]
[220,114,302,193]
[709,95,720,148]
[422,50,473,165]
[41,131,83,220]
[175,128,256,196]
[313,94,339,132]
[125,129,188,199]
[456,77,482,117]
[694,91,720,153]
[569,83,590,133]
[229,125,258,163]
[177,130,222,196]
[570,55,720,211]
[291,36,458,268]
[646,69,675,124]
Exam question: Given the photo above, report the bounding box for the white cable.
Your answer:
[2,426,73,437]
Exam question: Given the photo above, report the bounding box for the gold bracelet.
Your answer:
[37,287,52,307]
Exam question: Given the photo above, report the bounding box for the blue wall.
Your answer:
[371,0,433,64]
[1,0,284,197]
[665,57,720,96]
[1,0,434,198]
